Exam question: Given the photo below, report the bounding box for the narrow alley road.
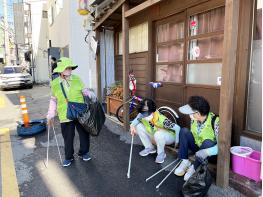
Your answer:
[0,85,243,197]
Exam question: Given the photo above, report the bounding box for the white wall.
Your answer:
[48,0,70,48]
[25,1,49,83]
[47,0,97,92]
[69,1,97,91]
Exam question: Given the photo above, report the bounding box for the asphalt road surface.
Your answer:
[0,85,243,197]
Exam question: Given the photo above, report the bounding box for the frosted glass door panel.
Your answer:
[246,2,262,133]
[187,63,222,85]
[156,64,183,83]
[188,35,223,60]
[189,7,225,36]
[157,43,184,62]
[157,22,184,43]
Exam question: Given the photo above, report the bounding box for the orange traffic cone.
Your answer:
[20,96,30,128]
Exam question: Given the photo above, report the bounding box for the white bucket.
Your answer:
[230,146,253,157]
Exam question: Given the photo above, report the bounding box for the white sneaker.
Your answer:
[155,152,166,164]
[184,165,195,181]
[174,159,191,176]
[139,148,156,157]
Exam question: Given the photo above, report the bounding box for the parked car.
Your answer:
[0,66,33,90]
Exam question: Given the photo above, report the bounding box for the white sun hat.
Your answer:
[179,104,197,115]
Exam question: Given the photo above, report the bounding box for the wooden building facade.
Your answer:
[92,0,262,188]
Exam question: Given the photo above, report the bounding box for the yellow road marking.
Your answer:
[0,128,20,197]
[0,128,9,135]
[0,96,5,108]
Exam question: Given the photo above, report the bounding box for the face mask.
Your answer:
[142,101,149,112]
[189,114,196,121]
[142,104,149,112]
[62,69,72,76]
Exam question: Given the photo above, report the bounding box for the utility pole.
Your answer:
[3,0,11,65]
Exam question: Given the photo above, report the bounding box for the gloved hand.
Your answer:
[82,89,97,102]
[47,97,56,127]
[88,90,97,102]
[195,149,209,160]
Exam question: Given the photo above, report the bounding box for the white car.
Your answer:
[0,66,33,90]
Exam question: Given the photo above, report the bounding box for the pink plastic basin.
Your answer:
[231,150,261,182]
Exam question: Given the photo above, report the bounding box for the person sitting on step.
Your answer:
[174,96,219,181]
[130,98,180,164]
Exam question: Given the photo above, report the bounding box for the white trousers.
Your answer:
[135,123,175,155]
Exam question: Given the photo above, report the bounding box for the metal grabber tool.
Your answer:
[145,158,182,189]
[127,134,134,179]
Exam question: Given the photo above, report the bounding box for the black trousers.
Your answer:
[60,120,90,160]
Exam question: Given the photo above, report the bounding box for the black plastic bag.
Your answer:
[78,98,105,136]
[182,160,212,197]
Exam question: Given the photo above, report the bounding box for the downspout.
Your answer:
[103,28,107,102]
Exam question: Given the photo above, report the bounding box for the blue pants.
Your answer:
[178,128,216,169]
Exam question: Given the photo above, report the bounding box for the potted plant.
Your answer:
[106,81,123,115]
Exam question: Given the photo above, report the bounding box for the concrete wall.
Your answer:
[25,1,49,83]
[47,0,97,92]
[48,0,70,48]
[69,1,97,91]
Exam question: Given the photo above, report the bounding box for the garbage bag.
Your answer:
[78,98,105,136]
[182,160,212,197]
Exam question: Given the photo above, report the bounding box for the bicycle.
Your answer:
[116,81,179,124]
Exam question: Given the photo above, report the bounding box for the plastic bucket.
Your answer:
[230,146,261,182]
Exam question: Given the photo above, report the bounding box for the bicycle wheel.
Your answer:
[158,106,179,123]
[116,103,138,123]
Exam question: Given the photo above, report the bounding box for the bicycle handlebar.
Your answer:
[149,82,163,89]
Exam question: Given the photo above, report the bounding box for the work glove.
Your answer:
[195,149,209,161]
[87,90,97,103]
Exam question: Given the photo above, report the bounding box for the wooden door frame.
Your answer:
[232,0,262,145]
[216,0,240,188]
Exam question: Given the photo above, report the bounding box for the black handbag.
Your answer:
[182,160,212,197]
[78,97,105,136]
[60,83,87,120]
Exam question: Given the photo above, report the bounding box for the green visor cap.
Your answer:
[53,57,78,73]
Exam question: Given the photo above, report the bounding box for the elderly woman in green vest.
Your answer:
[47,57,96,167]
[130,98,181,164]
[174,96,219,181]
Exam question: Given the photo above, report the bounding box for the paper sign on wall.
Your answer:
[217,76,222,86]
[192,46,200,58]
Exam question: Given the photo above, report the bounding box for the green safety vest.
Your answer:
[191,112,218,147]
[140,111,175,136]
[51,75,85,122]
